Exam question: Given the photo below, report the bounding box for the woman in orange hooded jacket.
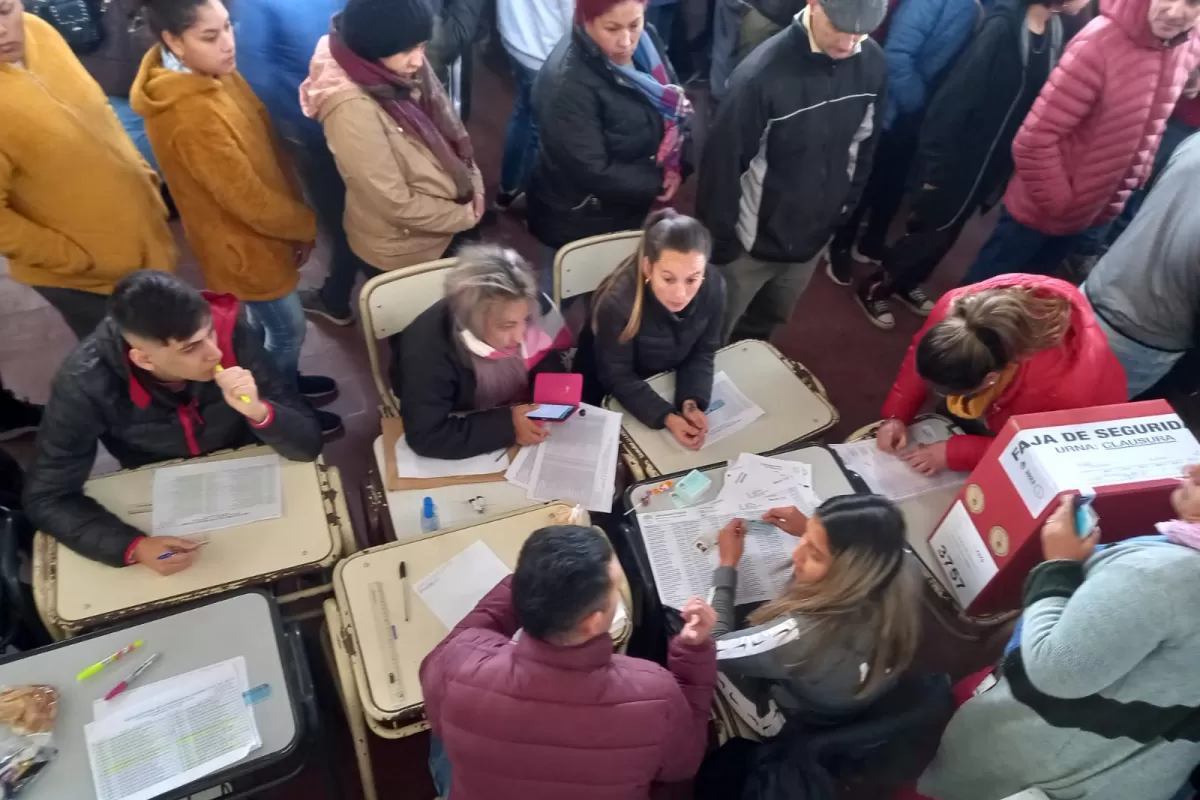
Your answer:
[130,0,341,435]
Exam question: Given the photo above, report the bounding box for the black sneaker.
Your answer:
[298,374,338,401]
[316,409,344,440]
[493,190,525,212]
[0,392,42,442]
[299,289,353,327]
[893,285,935,317]
[855,284,896,330]
[824,246,855,286]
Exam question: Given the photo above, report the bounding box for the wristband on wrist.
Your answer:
[124,536,145,566]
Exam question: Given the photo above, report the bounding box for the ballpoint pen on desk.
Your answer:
[104,653,161,702]
[214,364,251,403]
[624,480,674,515]
[78,640,144,681]
[399,562,411,622]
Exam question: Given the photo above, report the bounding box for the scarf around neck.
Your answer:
[945,362,1019,420]
[327,17,475,202]
[602,29,692,171]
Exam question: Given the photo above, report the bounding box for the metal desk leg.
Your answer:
[321,599,378,800]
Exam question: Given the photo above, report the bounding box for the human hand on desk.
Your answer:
[512,405,550,446]
[762,506,807,537]
[681,400,708,438]
[665,413,703,450]
[132,536,201,575]
[877,419,909,453]
[677,596,717,645]
[902,441,948,476]
[717,518,746,567]
[214,366,269,424]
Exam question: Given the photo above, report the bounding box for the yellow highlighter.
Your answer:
[215,364,251,404]
[78,639,144,681]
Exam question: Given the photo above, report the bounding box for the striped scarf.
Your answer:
[607,32,692,171]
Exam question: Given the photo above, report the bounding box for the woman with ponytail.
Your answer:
[711,494,921,737]
[575,210,723,450]
[878,274,1127,475]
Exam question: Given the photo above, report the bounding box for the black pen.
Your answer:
[399,561,411,622]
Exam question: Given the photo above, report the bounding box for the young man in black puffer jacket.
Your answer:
[698,0,888,344]
[24,271,321,574]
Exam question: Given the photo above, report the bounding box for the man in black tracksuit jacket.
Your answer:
[698,0,888,343]
[24,272,322,573]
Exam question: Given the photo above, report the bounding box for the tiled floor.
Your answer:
[4,48,1194,800]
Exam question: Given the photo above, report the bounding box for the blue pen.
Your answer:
[156,541,209,560]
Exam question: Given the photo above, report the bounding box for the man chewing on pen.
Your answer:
[24,271,322,576]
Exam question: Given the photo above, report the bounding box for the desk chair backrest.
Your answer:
[358,258,459,414]
[553,231,642,305]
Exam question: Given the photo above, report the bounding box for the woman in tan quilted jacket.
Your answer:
[299,0,483,274]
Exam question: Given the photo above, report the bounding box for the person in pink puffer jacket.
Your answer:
[960,0,1200,285]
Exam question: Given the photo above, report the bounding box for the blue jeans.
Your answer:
[245,291,306,386]
[961,206,1108,286]
[109,97,160,174]
[287,133,379,317]
[499,58,539,197]
[429,735,452,797]
[710,0,746,102]
[1083,286,1186,399]
[645,3,678,51]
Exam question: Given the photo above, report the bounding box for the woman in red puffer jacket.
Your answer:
[962,0,1200,284]
[877,274,1128,475]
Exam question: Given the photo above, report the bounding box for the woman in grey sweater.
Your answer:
[711,493,922,738]
[921,469,1200,800]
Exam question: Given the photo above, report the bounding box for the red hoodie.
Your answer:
[881,275,1128,472]
[1003,0,1200,235]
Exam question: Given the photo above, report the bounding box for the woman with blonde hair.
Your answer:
[711,493,921,738]
[391,245,572,460]
[574,209,724,450]
[877,275,1127,475]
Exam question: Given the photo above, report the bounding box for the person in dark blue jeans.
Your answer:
[960,205,1108,286]
[496,60,539,209]
[235,0,377,327]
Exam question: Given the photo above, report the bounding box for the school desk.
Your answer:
[605,340,839,482]
[322,502,631,800]
[32,446,355,638]
[14,590,335,800]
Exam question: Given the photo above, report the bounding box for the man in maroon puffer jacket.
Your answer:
[961,0,1200,285]
[420,525,718,800]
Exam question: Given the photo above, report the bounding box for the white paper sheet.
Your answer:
[151,454,282,537]
[527,404,621,512]
[394,435,509,478]
[638,500,797,609]
[415,540,512,631]
[715,453,821,517]
[504,444,537,490]
[85,658,260,800]
[664,372,765,451]
[830,422,967,503]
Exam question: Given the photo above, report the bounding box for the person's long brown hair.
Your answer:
[748,494,921,698]
[591,210,712,343]
[916,284,1071,394]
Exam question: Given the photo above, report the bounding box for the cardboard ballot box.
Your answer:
[927,401,1200,614]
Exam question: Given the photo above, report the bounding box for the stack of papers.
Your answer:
[830,419,967,502]
[504,403,622,513]
[637,453,825,609]
[85,657,260,800]
[151,455,282,537]
[394,435,509,479]
[664,372,765,451]
[415,540,511,630]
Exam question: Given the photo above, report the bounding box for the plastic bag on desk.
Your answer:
[0,685,58,798]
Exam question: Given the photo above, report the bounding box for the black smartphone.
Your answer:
[525,404,577,422]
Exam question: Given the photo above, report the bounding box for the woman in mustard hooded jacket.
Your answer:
[130,0,341,434]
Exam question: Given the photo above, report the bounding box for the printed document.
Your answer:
[394,435,509,478]
[504,444,537,491]
[85,658,260,800]
[665,372,765,450]
[415,540,512,631]
[527,404,622,512]
[831,420,967,502]
[151,454,282,536]
[716,453,821,516]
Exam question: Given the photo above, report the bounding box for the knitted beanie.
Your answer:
[341,0,436,60]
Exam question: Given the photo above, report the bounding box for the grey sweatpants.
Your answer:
[719,249,821,343]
